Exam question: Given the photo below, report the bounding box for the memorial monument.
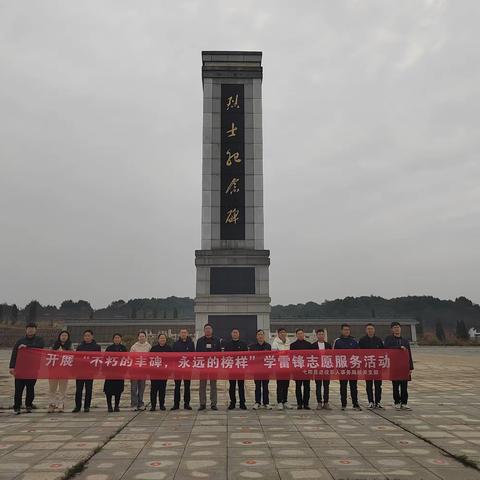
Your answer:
[194,51,271,342]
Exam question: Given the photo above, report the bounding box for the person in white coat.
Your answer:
[271,328,292,410]
[48,330,71,413]
[130,331,151,411]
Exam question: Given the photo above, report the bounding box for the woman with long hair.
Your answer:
[48,330,72,413]
[103,333,127,412]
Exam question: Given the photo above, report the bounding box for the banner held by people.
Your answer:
[15,348,410,381]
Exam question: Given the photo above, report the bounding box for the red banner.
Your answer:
[14,348,410,381]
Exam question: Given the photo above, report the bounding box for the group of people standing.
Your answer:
[8,321,413,414]
[278,322,414,411]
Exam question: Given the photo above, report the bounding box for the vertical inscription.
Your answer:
[221,84,245,240]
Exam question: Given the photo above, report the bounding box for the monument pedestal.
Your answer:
[194,249,271,342]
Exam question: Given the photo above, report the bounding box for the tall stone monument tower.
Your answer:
[194,51,270,342]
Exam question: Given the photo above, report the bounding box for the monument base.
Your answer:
[194,249,271,343]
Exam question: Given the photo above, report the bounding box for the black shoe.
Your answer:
[30,404,38,410]
[108,407,113,413]
[297,405,303,410]
[198,405,206,411]
[160,406,166,411]
[341,406,346,411]
[228,403,235,410]
[353,404,362,411]
[239,404,247,410]
[304,405,311,410]
[211,405,218,411]
[84,408,90,413]
[114,406,120,412]
[170,405,179,411]
[72,408,81,413]
[150,407,156,412]
[25,406,32,413]
[14,409,21,415]
[184,405,192,410]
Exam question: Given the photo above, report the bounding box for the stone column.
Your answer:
[195,51,271,343]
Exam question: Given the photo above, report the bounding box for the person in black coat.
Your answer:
[172,328,195,410]
[196,323,222,411]
[333,324,361,411]
[103,333,127,412]
[9,322,45,415]
[290,328,312,409]
[150,333,171,411]
[73,329,101,413]
[249,329,272,409]
[223,328,248,410]
[384,322,414,410]
[311,328,332,410]
[358,323,385,409]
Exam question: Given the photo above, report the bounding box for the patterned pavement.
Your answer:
[0,346,479,480]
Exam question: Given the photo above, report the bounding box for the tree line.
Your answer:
[1,295,479,341]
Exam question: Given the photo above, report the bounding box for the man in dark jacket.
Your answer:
[73,329,101,413]
[290,328,312,409]
[150,333,171,411]
[9,322,45,414]
[249,329,272,410]
[359,323,385,409]
[311,328,332,410]
[333,324,361,411]
[384,321,414,410]
[196,323,221,411]
[223,328,248,409]
[172,328,195,410]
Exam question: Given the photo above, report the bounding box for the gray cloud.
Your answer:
[1,0,479,308]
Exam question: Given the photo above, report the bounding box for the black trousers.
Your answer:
[392,380,408,405]
[340,380,358,407]
[151,380,167,408]
[315,380,330,404]
[254,380,269,405]
[366,380,382,404]
[75,379,94,409]
[295,380,310,407]
[106,393,121,410]
[173,380,190,407]
[14,379,36,410]
[229,380,245,406]
[276,380,289,404]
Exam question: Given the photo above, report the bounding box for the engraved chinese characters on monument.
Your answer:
[221,84,245,240]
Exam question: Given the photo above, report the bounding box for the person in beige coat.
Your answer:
[130,331,151,411]
[48,330,72,413]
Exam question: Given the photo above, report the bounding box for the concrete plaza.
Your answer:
[0,346,479,480]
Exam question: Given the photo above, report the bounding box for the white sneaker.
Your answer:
[394,403,401,410]
[316,404,323,410]
[401,404,412,411]
[252,403,260,410]
[277,403,284,410]
[284,402,293,410]
[368,402,374,409]
[265,404,272,410]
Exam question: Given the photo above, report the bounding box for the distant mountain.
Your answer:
[1,295,479,335]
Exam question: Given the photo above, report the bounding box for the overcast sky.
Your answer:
[1,0,479,309]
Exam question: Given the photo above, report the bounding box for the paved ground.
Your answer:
[0,346,479,480]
